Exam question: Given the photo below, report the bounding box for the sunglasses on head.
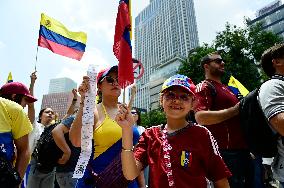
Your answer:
[101,76,119,84]
[131,111,138,115]
[164,91,192,102]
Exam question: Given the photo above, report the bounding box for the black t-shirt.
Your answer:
[56,115,81,173]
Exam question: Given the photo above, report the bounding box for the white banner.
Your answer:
[73,64,97,178]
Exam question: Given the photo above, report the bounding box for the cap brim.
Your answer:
[103,65,118,77]
[25,95,37,103]
[161,85,195,96]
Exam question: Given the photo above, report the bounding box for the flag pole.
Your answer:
[123,87,126,104]
[35,45,39,72]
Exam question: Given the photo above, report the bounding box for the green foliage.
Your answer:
[178,21,283,91]
[140,108,166,128]
[177,44,215,84]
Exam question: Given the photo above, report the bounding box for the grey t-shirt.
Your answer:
[259,75,284,182]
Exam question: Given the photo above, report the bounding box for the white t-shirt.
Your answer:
[259,75,284,182]
[28,121,45,153]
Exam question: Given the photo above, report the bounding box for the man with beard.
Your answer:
[193,52,252,188]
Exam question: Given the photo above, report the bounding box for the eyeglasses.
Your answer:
[164,91,192,102]
[101,76,119,84]
[131,111,138,115]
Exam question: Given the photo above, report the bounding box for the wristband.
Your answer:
[122,146,134,152]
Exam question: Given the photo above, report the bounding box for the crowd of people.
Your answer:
[0,43,283,188]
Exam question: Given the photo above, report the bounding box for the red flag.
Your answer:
[113,0,134,88]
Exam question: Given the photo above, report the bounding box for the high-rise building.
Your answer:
[41,92,78,120]
[41,77,78,120]
[48,77,77,94]
[133,0,199,111]
[247,0,284,39]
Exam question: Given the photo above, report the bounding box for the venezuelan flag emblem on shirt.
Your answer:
[181,150,192,168]
[38,13,87,61]
[228,75,249,97]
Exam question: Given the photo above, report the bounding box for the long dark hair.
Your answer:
[0,93,24,105]
[38,108,47,123]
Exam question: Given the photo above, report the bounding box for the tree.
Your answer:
[178,44,215,84]
[140,108,166,128]
[178,22,282,90]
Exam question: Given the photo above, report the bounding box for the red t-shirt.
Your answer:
[134,124,231,188]
[193,79,247,150]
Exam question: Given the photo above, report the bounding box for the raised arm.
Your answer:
[64,89,79,119]
[28,71,37,123]
[116,104,143,180]
[69,76,90,147]
[128,84,136,109]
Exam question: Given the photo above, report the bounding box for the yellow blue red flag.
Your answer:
[38,13,87,61]
[7,72,13,83]
[113,0,134,88]
[228,75,249,97]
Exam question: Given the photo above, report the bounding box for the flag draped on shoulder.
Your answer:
[7,72,13,83]
[113,0,134,88]
[38,13,87,61]
[228,75,249,97]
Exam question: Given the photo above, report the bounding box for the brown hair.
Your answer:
[261,43,284,77]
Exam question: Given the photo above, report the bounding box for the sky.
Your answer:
[0,0,275,114]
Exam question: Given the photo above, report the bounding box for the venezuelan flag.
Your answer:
[228,75,249,97]
[7,72,13,83]
[38,13,87,61]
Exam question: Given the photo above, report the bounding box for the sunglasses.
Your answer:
[101,76,119,84]
[164,91,192,102]
[131,111,138,115]
[209,58,223,64]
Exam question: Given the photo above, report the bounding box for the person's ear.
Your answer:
[204,63,209,70]
[11,94,16,100]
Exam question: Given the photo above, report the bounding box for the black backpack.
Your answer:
[239,78,282,157]
[32,123,64,173]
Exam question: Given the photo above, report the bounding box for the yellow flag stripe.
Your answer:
[40,13,87,44]
[228,76,249,96]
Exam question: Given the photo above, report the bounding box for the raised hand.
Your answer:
[115,104,134,130]
[72,88,79,99]
[30,71,37,85]
[78,76,90,99]
[130,84,137,96]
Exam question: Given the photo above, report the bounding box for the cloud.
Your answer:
[56,47,110,85]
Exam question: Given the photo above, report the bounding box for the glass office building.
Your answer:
[133,0,199,111]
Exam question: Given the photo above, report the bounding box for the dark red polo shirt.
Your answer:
[134,124,231,188]
[193,79,247,150]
